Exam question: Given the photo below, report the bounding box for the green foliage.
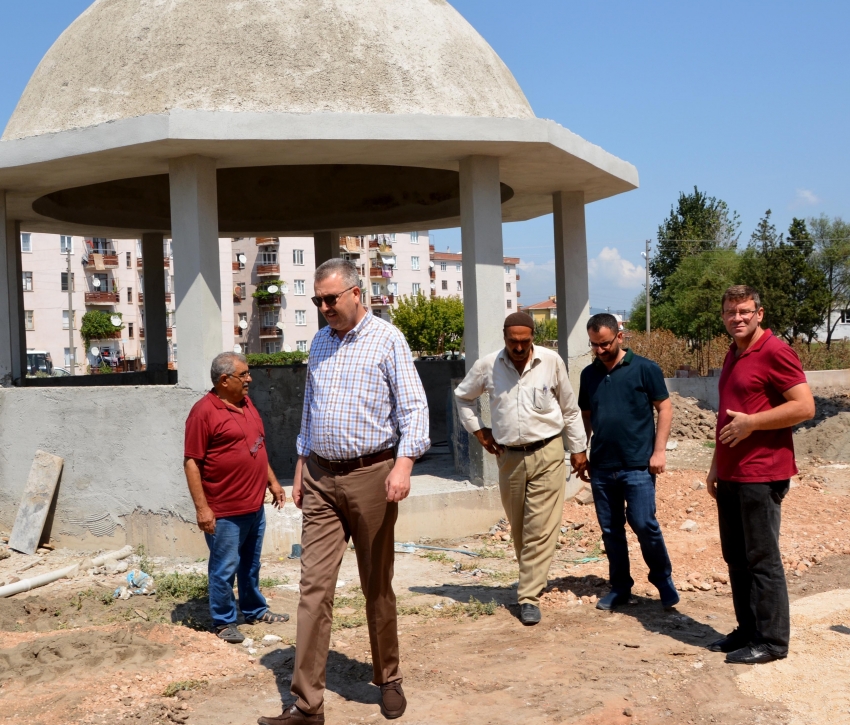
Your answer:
[259,576,288,588]
[135,544,155,575]
[246,351,308,366]
[156,572,209,600]
[809,215,850,347]
[390,294,464,355]
[98,362,113,374]
[252,279,284,304]
[626,291,647,332]
[650,186,740,301]
[533,319,558,344]
[163,680,208,698]
[80,310,124,345]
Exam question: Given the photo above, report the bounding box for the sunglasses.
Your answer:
[311,285,357,308]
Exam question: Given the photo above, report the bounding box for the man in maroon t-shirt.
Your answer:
[705,286,814,665]
[184,352,290,643]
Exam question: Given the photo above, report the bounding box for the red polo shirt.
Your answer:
[184,391,269,517]
[716,330,807,482]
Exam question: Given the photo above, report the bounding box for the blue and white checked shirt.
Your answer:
[296,312,430,460]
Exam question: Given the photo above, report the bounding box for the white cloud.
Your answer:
[588,247,645,290]
[792,188,821,207]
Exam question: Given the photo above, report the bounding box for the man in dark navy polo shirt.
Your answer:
[706,286,814,665]
[578,313,679,611]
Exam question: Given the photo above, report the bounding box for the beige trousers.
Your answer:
[496,436,566,605]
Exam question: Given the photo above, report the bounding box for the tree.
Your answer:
[784,218,828,343]
[809,215,850,348]
[650,186,740,302]
[626,291,647,332]
[390,294,464,355]
[533,319,558,345]
[80,310,124,346]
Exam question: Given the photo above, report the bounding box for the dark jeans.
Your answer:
[590,467,674,594]
[716,479,790,656]
[204,507,268,627]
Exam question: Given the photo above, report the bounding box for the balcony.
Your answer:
[256,294,281,307]
[429,269,436,279]
[371,295,395,306]
[257,264,280,276]
[369,240,380,248]
[232,261,244,272]
[259,327,283,338]
[256,237,279,245]
[516,291,521,298]
[136,257,170,269]
[85,254,119,270]
[234,325,242,336]
[139,327,173,339]
[85,291,120,305]
[515,273,520,281]
[138,292,172,304]
[370,267,394,278]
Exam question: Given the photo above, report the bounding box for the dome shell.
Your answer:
[3,0,535,141]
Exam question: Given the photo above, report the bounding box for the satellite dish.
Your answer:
[110,315,121,326]
[280,283,289,294]
[92,278,101,288]
[284,344,292,353]
[233,344,242,354]
[276,321,285,330]
[237,254,247,264]
[430,282,436,289]
[90,346,100,356]
[429,261,435,268]
[238,319,248,329]
[267,284,279,294]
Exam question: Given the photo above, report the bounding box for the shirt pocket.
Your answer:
[531,385,556,412]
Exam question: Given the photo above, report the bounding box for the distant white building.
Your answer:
[431,250,519,311]
[815,309,850,343]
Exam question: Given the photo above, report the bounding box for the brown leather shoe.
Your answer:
[380,681,407,719]
[257,705,325,724]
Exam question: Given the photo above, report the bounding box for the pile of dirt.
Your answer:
[669,392,717,440]
[795,412,850,462]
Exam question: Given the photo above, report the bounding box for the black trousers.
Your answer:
[716,479,790,657]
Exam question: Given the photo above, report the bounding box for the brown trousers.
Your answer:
[291,456,402,715]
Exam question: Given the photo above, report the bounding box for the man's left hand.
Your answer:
[719,410,754,448]
[268,480,286,509]
[649,450,666,475]
[570,451,588,481]
[385,457,414,503]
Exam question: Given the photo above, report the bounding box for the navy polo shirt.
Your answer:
[578,349,669,470]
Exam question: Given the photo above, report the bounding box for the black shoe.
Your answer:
[519,603,541,625]
[725,644,785,665]
[596,590,631,611]
[707,629,751,653]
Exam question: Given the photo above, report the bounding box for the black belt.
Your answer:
[504,434,559,453]
[311,448,395,476]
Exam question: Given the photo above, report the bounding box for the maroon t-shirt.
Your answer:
[716,330,807,482]
[184,391,268,517]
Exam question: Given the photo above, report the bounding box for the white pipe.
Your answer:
[0,545,134,598]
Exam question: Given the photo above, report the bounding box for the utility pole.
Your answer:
[66,246,76,375]
[644,240,651,334]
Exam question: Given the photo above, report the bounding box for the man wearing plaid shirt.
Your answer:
[259,259,429,725]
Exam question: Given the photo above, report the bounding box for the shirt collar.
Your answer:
[206,390,250,410]
[329,311,373,342]
[593,347,633,371]
[729,328,773,359]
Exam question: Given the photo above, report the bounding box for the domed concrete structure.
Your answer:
[4,0,534,142]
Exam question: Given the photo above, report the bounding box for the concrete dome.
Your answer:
[3,0,535,141]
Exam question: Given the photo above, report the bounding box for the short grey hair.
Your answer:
[315,258,360,289]
[210,352,247,385]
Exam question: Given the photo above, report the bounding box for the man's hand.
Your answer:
[268,480,286,509]
[570,451,589,481]
[292,456,306,509]
[196,506,216,535]
[706,454,718,500]
[719,410,755,448]
[473,428,504,456]
[386,457,414,503]
[649,450,667,475]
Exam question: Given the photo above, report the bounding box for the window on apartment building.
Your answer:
[411,256,420,271]
[296,340,307,353]
[22,271,33,291]
[505,266,512,274]
[61,272,75,292]
[167,273,173,294]
[506,283,511,292]
[237,312,248,333]
[64,348,76,368]
[441,280,447,290]
[264,342,282,354]
[293,249,304,265]
[91,237,110,253]
[412,283,421,295]
[440,262,446,271]
[262,309,277,327]
[361,291,368,305]
[21,233,32,252]
[235,252,245,270]
[507,300,512,309]
[236,281,246,300]
[93,273,109,292]
[456,280,462,291]
[60,236,73,254]
[25,310,34,330]
[126,251,132,269]
[455,263,461,272]
[127,287,133,304]
[260,250,277,265]
[136,240,143,257]
[128,322,134,339]
[63,310,76,330]
[295,310,306,326]
[410,231,419,244]
[840,309,850,324]
[294,279,305,295]
[372,283,381,296]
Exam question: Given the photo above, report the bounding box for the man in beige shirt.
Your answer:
[454,312,587,625]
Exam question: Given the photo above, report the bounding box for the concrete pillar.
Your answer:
[219,237,235,354]
[0,191,13,385]
[312,231,339,329]
[0,197,25,385]
[553,191,592,393]
[169,155,222,391]
[459,156,505,487]
[141,233,169,375]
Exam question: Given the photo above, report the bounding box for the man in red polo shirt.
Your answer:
[705,285,815,665]
[184,352,290,643]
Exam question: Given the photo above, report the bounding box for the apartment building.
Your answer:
[430,250,520,312]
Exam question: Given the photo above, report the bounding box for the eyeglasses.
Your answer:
[589,338,617,350]
[227,371,251,381]
[722,309,758,320]
[311,285,357,308]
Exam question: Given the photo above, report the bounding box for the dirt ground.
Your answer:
[2,391,849,725]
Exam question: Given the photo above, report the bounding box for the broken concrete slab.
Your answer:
[8,450,64,555]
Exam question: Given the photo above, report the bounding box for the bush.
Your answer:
[246,351,308,367]
[80,310,123,345]
[792,339,850,371]
[623,329,729,377]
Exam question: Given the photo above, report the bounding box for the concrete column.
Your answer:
[553,191,592,393]
[459,156,505,487]
[313,231,339,329]
[141,233,169,375]
[1,200,25,385]
[219,237,235,354]
[169,155,222,391]
[0,191,13,385]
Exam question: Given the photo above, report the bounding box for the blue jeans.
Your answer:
[204,507,268,627]
[590,467,673,594]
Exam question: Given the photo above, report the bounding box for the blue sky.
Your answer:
[1,1,847,313]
